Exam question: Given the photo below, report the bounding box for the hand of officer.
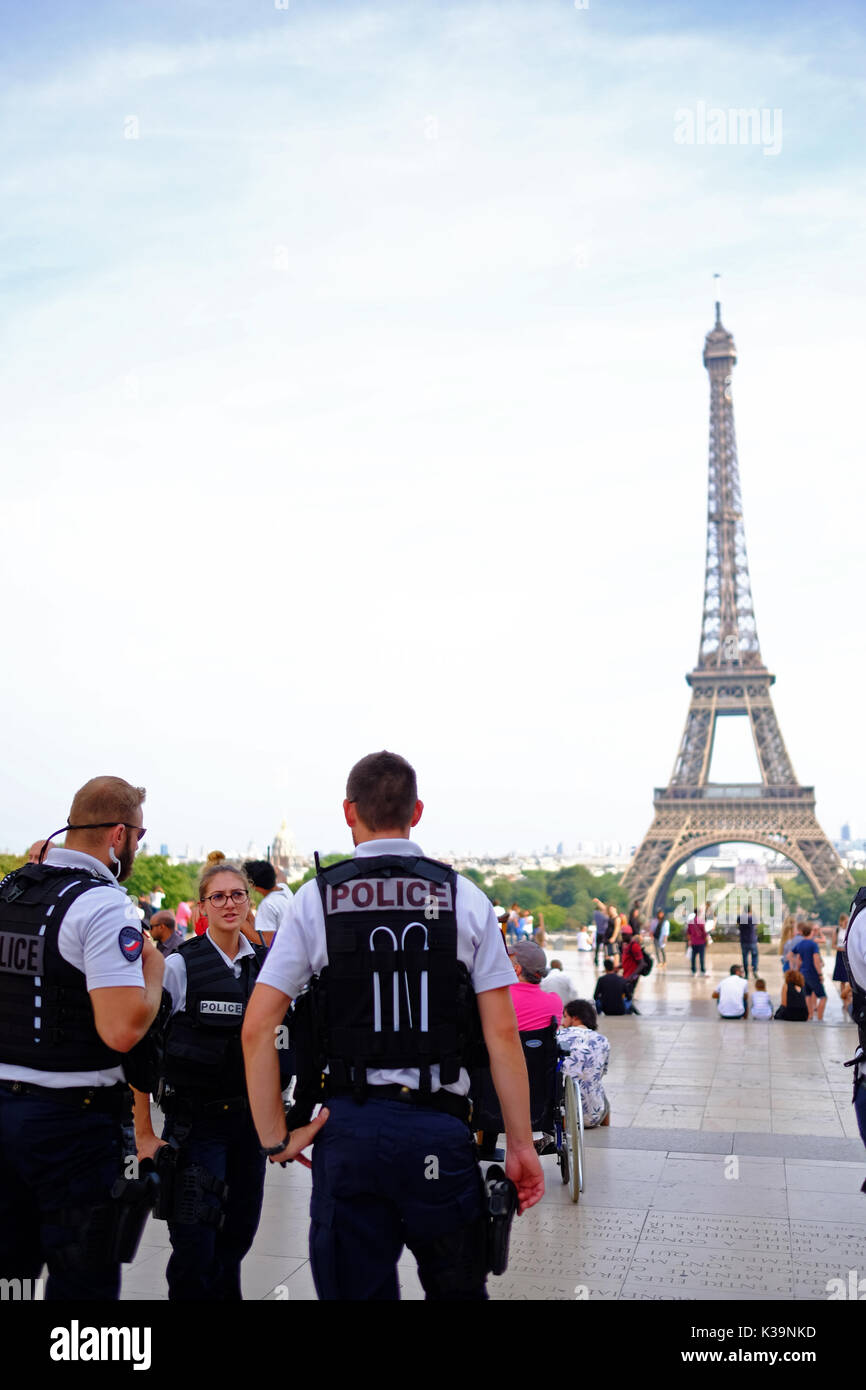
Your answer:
[137,1133,168,1163]
[505,1142,545,1214]
[270,1107,330,1169]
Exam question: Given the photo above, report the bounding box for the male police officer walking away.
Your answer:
[243,751,544,1300]
[0,777,165,1299]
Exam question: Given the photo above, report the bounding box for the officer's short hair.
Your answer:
[68,777,146,837]
[244,859,276,891]
[346,751,418,831]
[150,910,176,932]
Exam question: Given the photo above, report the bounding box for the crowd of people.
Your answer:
[4,774,863,1306]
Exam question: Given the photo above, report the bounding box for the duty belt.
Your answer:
[0,1079,129,1113]
[327,1082,472,1125]
[158,1083,249,1117]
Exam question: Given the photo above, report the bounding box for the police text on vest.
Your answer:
[49,1320,152,1371]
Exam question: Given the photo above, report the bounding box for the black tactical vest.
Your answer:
[162,936,267,1099]
[314,854,480,1094]
[0,863,126,1074]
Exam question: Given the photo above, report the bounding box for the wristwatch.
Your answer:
[260,1134,291,1157]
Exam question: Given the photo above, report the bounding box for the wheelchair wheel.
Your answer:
[564,1077,584,1203]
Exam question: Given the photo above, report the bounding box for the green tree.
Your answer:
[123,856,202,910]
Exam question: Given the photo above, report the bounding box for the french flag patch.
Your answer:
[118,925,144,962]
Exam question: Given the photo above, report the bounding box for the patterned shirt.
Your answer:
[557,1025,610,1127]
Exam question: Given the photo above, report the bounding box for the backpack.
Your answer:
[640,947,654,977]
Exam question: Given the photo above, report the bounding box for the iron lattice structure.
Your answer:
[622,304,850,916]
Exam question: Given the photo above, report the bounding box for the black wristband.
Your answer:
[260,1133,291,1157]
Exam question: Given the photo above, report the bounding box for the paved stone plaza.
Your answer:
[122,943,866,1301]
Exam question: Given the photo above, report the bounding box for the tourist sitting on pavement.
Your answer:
[541,958,577,1007]
[795,923,827,1020]
[594,958,631,1017]
[620,929,645,1014]
[750,977,774,1019]
[509,941,563,1030]
[775,969,809,1021]
[576,927,592,952]
[557,1000,611,1128]
[712,964,749,1018]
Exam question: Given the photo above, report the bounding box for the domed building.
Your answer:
[270,818,307,881]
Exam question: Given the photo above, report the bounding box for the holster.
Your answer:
[484,1163,518,1276]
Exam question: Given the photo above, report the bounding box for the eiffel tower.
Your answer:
[622,293,850,917]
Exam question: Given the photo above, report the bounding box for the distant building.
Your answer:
[270,818,308,881]
[842,823,851,842]
[734,858,768,888]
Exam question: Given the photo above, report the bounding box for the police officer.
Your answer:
[843,888,866,1150]
[133,860,300,1300]
[243,750,544,1300]
[0,776,165,1300]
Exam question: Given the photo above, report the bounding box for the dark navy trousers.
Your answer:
[162,1106,266,1301]
[0,1088,123,1300]
[310,1097,487,1301]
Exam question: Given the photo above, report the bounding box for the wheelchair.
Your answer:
[555,1060,585,1203]
[470,1019,585,1203]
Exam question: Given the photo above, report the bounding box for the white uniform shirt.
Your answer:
[0,848,145,1089]
[846,908,866,990]
[257,838,515,1095]
[162,929,258,1017]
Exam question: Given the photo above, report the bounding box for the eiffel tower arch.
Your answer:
[622,295,851,919]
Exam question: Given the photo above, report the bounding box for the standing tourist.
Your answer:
[592,901,609,966]
[244,859,293,947]
[0,777,164,1299]
[795,924,827,1021]
[832,913,853,1016]
[652,908,669,971]
[243,750,544,1300]
[737,904,760,979]
[687,908,708,975]
[149,910,184,956]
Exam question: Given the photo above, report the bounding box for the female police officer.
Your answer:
[133,860,316,1300]
[243,750,544,1300]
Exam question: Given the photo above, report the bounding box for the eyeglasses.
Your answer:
[66,822,147,842]
[204,890,249,908]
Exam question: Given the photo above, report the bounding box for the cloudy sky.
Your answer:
[1,0,863,859]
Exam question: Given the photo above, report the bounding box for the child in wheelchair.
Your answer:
[557,999,611,1128]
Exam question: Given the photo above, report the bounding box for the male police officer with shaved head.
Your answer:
[0,776,165,1299]
[243,750,544,1300]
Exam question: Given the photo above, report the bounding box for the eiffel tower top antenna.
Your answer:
[713,270,722,326]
